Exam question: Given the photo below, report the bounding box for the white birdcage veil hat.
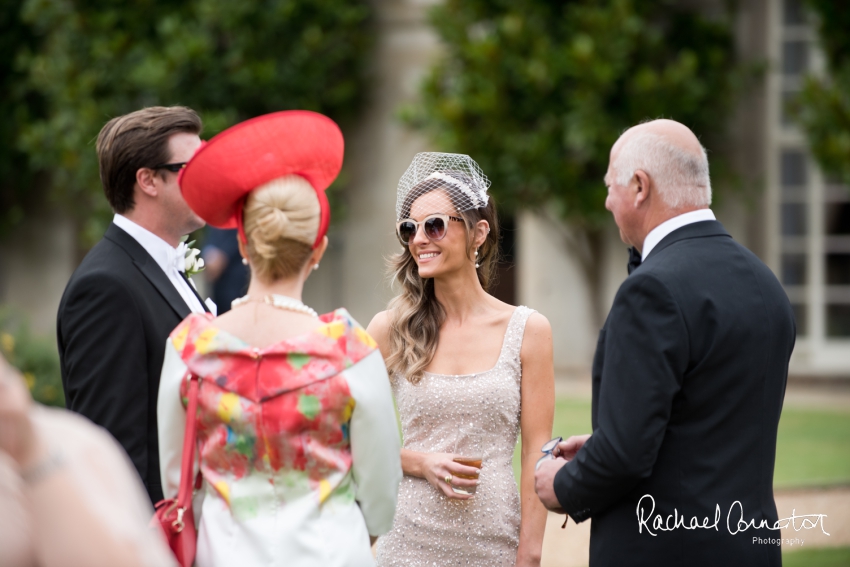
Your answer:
[396,152,491,219]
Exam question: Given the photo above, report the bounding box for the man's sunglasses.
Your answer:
[150,162,187,173]
[396,213,464,245]
[535,436,563,471]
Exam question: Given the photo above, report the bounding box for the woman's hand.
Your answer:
[419,452,480,500]
[0,355,46,470]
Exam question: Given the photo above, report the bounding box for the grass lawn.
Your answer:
[513,397,850,489]
[774,406,850,488]
[513,397,592,481]
[782,546,850,567]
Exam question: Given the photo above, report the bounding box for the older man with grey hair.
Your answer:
[535,119,795,567]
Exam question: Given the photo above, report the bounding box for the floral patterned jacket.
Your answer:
[158,309,401,567]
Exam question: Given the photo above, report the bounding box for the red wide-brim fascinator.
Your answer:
[178,110,344,248]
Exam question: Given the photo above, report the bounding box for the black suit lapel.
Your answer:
[644,220,732,263]
[180,271,211,313]
[104,224,192,320]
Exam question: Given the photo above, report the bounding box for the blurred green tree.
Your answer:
[410,0,751,321]
[0,0,45,239]
[5,0,372,246]
[1,310,65,407]
[793,0,850,185]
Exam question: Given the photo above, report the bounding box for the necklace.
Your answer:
[230,294,318,317]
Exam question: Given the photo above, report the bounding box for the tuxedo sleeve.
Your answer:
[59,272,150,483]
[553,272,688,521]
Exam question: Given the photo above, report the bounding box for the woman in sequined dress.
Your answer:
[369,153,555,567]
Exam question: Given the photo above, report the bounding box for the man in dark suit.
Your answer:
[201,226,249,314]
[535,119,795,566]
[58,106,214,505]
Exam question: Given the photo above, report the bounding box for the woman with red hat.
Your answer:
[156,111,402,567]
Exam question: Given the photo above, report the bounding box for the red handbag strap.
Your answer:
[176,374,200,509]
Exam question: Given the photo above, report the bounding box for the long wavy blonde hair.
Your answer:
[385,180,500,383]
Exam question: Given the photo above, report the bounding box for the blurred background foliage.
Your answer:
[0,309,64,407]
[0,0,374,246]
[407,0,754,322]
[792,0,850,186]
[407,0,752,226]
[0,0,46,238]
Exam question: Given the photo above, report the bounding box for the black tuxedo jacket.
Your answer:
[554,221,795,567]
[58,223,207,504]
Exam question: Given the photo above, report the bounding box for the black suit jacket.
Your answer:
[554,221,795,567]
[58,223,206,504]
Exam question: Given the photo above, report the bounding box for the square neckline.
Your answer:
[422,306,522,378]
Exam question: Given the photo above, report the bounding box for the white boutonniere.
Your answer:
[180,237,205,277]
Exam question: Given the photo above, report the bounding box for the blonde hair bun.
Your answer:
[243,175,320,282]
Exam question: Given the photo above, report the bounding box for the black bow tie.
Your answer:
[627,247,642,275]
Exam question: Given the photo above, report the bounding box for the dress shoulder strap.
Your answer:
[499,305,536,367]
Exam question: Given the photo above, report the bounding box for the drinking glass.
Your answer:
[452,426,485,495]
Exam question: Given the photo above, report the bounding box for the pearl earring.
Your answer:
[475,248,480,269]
[312,264,319,271]
[242,258,248,265]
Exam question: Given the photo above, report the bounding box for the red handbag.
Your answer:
[151,374,202,567]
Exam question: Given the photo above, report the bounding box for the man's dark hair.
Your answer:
[95,106,202,213]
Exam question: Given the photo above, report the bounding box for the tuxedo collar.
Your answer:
[112,214,182,277]
[104,223,192,320]
[643,220,731,263]
[641,209,717,260]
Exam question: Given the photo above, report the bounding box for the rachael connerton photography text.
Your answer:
[636,495,830,537]
[752,537,806,547]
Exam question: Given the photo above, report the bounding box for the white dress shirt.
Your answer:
[113,214,207,314]
[641,209,717,261]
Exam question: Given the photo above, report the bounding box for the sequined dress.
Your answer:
[376,306,535,567]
